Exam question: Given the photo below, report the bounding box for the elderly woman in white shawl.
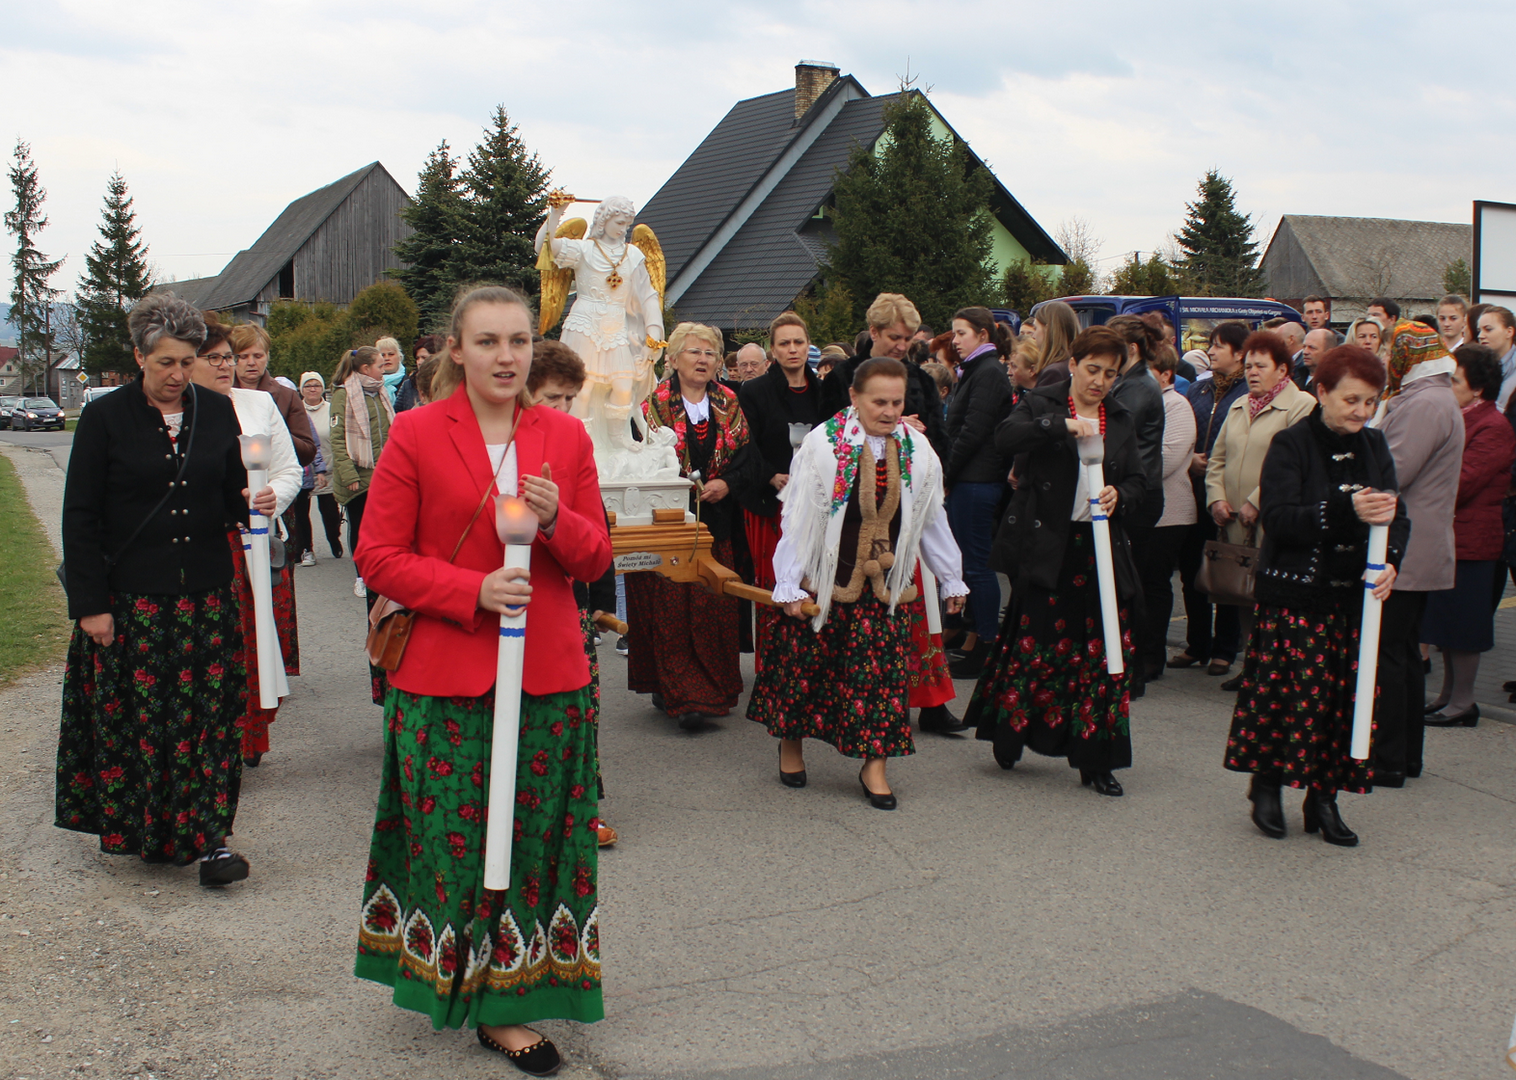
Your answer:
[746,357,968,810]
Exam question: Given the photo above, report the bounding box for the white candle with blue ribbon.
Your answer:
[1350,521,1390,761]
[483,493,537,892]
[1076,430,1125,676]
[238,433,285,709]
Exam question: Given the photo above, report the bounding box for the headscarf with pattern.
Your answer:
[1383,320,1451,399]
[643,373,750,481]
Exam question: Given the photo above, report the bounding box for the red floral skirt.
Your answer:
[228,528,299,757]
[969,526,1132,771]
[745,511,782,675]
[624,537,744,716]
[1223,598,1373,794]
[904,564,955,708]
[748,591,914,758]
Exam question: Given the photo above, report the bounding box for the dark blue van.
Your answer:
[1043,295,1304,356]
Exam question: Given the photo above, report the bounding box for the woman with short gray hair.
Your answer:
[56,292,274,887]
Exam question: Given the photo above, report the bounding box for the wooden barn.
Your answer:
[1261,214,1470,323]
[168,162,413,323]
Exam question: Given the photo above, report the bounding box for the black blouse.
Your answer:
[62,378,249,619]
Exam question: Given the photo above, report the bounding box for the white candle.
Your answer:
[920,563,942,636]
[1350,523,1390,761]
[1077,431,1125,676]
[483,493,537,893]
[238,434,284,710]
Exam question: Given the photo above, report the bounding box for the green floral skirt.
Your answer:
[355,685,602,1029]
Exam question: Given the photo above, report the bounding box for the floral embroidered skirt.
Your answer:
[969,526,1132,771]
[904,564,954,709]
[747,591,914,758]
[227,529,300,757]
[745,511,782,676]
[355,686,602,1030]
[1223,600,1373,794]
[55,586,245,864]
[625,537,743,716]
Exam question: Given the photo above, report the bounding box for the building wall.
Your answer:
[1261,221,1325,302]
[293,169,413,305]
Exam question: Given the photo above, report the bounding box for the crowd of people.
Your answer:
[49,279,1516,1074]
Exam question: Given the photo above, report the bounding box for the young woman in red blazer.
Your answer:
[353,285,612,1076]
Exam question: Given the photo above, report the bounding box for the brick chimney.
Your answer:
[794,61,839,119]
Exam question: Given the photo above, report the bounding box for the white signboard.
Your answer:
[1473,200,1516,305]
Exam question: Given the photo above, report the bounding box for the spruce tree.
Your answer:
[1109,252,1177,296]
[1175,170,1264,297]
[77,170,152,375]
[453,107,551,299]
[5,140,62,393]
[392,140,467,331]
[823,90,998,331]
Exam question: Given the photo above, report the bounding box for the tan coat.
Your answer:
[1204,379,1316,545]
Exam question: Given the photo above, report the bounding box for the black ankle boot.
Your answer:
[1248,774,1286,839]
[948,641,990,680]
[1302,788,1358,847]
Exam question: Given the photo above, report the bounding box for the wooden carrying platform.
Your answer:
[609,508,818,617]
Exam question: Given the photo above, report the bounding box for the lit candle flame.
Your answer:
[238,433,273,470]
[495,495,536,545]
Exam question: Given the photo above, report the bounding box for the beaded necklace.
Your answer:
[1068,397,1107,434]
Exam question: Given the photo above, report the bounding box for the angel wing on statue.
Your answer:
[536,217,587,336]
[533,194,665,454]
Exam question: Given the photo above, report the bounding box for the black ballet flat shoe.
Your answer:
[650,693,665,712]
[991,730,1019,770]
[1302,789,1358,847]
[779,745,807,789]
[1422,699,1449,715]
[1220,673,1245,692]
[198,849,250,888]
[858,769,897,811]
[477,1027,561,1076]
[1247,775,1286,839]
[1406,762,1423,779]
[917,704,968,734]
[1079,770,1124,797]
[1425,704,1479,728]
[676,712,707,732]
[1504,679,1516,693]
[242,752,262,768]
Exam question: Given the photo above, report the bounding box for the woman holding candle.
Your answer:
[624,322,754,728]
[56,293,270,887]
[748,357,969,809]
[354,285,610,1072]
[190,315,303,767]
[1223,346,1408,846]
[968,327,1145,797]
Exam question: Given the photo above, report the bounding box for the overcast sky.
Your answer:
[3,0,1512,293]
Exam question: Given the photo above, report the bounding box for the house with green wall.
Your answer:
[637,62,1066,335]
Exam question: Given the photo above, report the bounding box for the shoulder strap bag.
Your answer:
[1194,524,1259,608]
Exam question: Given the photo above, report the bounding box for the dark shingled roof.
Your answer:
[156,276,218,308]
[1264,214,1471,302]
[195,163,384,311]
[637,76,1064,330]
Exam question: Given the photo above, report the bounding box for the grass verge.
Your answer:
[0,453,69,686]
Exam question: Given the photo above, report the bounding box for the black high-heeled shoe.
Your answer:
[1247,774,1286,838]
[1302,789,1358,847]
[779,744,806,789]
[858,768,897,810]
[1425,704,1479,727]
[1079,770,1124,797]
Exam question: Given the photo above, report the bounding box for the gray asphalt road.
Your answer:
[0,430,71,472]
[0,449,1512,1080]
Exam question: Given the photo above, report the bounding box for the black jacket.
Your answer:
[736,362,826,517]
[1253,411,1410,613]
[944,349,1014,485]
[820,344,947,459]
[62,379,249,620]
[1106,363,1165,528]
[990,386,1147,598]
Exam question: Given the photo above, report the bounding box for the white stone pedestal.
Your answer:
[599,477,694,526]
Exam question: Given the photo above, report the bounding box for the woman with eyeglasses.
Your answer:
[191,315,303,768]
[624,323,755,728]
[57,294,267,887]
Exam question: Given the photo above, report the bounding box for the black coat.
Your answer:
[1253,412,1410,612]
[62,378,249,620]
[989,386,1147,598]
[820,345,947,459]
[1106,363,1165,528]
[736,361,826,517]
[944,350,1014,485]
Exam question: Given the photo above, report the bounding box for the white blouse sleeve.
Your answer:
[919,508,970,597]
